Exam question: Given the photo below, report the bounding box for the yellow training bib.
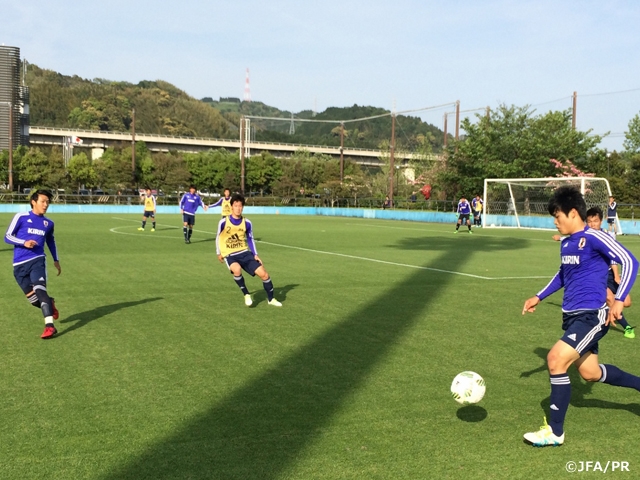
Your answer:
[221,198,232,217]
[218,217,248,257]
[144,195,156,211]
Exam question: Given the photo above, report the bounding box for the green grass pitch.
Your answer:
[1,213,640,479]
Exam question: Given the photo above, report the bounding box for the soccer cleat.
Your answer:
[523,417,564,447]
[151,228,155,232]
[244,294,253,306]
[468,230,473,234]
[624,326,636,339]
[138,227,144,231]
[51,298,59,320]
[454,230,458,234]
[268,298,283,307]
[41,324,57,339]
[185,238,190,244]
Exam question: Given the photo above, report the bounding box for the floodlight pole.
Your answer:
[572,91,577,129]
[389,113,396,206]
[443,113,448,148]
[339,122,344,181]
[131,108,136,186]
[240,116,245,194]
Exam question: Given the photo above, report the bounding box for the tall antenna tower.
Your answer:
[243,68,251,102]
[289,112,295,135]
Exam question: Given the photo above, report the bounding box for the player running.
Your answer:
[179,185,208,244]
[522,186,640,447]
[209,188,232,217]
[454,196,472,234]
[4,189,61,339]
[138,187,156,232]
[216,193,282,307]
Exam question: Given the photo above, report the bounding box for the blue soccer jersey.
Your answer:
[457,200,471,215]
[179,192,206,216]
[536,226,638,312]
[4,211,59,266]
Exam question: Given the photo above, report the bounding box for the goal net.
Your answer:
[482,177,621,233]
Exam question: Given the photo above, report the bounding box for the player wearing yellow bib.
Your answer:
[138,188,157,231]
[216,193,282,307]
[209,188,232,217]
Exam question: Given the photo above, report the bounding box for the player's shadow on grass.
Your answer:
[104,237,525,480]
[251,283,299,307]
[57,297,163,337]
[523,347,640,417]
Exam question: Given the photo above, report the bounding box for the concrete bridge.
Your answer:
[28,126,432,167]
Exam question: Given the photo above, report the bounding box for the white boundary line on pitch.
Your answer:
[109,217,551,280]
[345,222,558,242]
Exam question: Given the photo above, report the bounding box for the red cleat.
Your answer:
[41,325,57,339]
[51,298,59,320]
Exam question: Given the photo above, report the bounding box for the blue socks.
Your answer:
[599,364,640,391]
[263,277,274,301]
[234,276,249,296]
[549,374,571,437]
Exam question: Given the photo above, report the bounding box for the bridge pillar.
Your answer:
[91,147,105,160]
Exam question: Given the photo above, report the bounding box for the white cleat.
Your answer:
[523,417,564,447]
[268,298,282,307]
[244,294,253,306]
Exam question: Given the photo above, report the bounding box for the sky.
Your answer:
[3,0,640,151]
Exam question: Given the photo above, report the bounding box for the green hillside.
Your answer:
[25,63,445,151]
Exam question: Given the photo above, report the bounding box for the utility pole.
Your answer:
[443,113,448,148]
[455,100,460,141]
[339,122,344,181]
[389,113,396,206]
[8,103,13,191]
[240,116,245,194]
[572,91,577,130]
[131,108,136,186]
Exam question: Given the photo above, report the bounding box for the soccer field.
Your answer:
[2,213,640,479]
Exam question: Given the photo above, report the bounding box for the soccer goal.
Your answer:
[482,177,622,233]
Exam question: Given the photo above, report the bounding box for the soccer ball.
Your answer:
[451,371,486,405]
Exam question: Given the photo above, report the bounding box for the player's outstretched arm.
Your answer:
[522,296,540,315]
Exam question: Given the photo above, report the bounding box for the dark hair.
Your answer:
[586,206,603,220]
[224,188,231,193]
[145,187,151,191]
[189,185,196,190]
[30,189,53,205]
[230,193,245,206]
[547,186,587,221]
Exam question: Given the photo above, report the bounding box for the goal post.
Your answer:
[482,177,622,233]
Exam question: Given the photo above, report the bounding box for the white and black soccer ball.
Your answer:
[451,371,486,405]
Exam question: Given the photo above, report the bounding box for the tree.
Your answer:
[440,104,603,198]
[17,147,50,187]
[149,153,191,192]
[68,153,97,190]
[623,112,640,154]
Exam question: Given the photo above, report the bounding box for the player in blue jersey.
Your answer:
[179,185,208,244]
[216,193,282,307]
[4,190,61,339]
[551,206,635,338]
[522,186,640,447]
[607,196,618,236]
[454,196,472,234]
[472,194,483,227]
[586,206,635,339]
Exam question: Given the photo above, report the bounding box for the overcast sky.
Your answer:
[3,0,640,150]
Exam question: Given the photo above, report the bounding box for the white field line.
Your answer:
[109,217,551,280]
[346,222,559,242]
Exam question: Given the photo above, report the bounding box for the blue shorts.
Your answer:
[183,213,195,226]
[607,269,619,294]
[458,214,470,222]
[13,257,48,294]
[143,211,155,218]
[561,307,609,355]
[607,218,615,225]
[225,250,261,276]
